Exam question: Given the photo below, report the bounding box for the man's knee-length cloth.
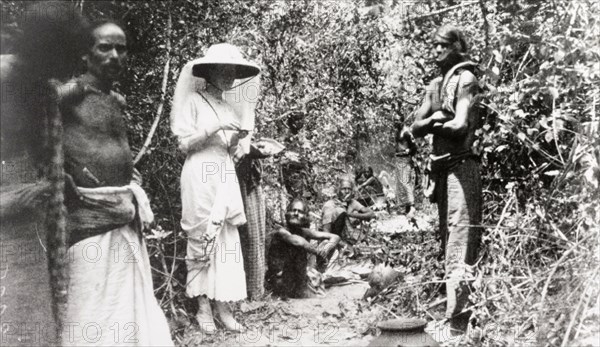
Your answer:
[395,155,415,207]
[238,181,266,299]
[172,92,247,302]
[237,153,267,300]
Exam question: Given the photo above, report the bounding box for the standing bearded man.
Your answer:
[393,114,418,218]
[59,21,172,346]
[411,25,483,336]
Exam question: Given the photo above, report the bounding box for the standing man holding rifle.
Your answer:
[411,24,483,337]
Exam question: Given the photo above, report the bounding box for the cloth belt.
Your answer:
[67,183,153,246]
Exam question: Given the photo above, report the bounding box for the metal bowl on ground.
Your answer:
[369,318,439,347]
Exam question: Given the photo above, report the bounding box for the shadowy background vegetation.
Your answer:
[2,0,598,345]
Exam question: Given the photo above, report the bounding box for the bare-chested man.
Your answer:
[266,199,340,298]
[58,21,173,346]
[411,25,482,335]
[62,22,132,191]
[322,176,375,244]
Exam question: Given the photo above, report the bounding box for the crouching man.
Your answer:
[266,199,340,298]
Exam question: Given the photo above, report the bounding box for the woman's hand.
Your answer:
[231,144,246,164]
[219,118,241,131]
[200,118,241,141]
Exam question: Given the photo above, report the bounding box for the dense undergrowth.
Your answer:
[2,0,598,345]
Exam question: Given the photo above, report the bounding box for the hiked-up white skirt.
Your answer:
[181,149,247,302]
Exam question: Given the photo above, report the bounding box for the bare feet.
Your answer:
[212,301,245,332]
[196,296,217,335]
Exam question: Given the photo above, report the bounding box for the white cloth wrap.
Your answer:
[63,185,172,346]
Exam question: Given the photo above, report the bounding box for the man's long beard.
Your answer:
[285,214,310,229]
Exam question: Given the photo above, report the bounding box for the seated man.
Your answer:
[266,199,340,298]
[355,166,385,207]
[322,176,375,244]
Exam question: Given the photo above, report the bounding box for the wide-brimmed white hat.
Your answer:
[192,43,261,79]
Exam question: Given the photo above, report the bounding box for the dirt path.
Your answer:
[180,214,415,346]
[177,210,598,347]
[181,280,383,346]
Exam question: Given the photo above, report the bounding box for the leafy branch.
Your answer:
[134,8,172,165]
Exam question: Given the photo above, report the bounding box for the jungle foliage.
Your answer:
[1,0,598,345]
